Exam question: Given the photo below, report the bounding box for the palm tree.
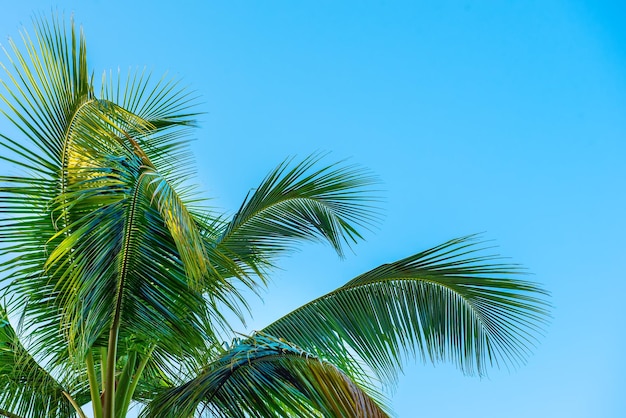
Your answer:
[0,17,549,418]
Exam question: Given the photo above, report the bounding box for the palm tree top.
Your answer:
[0,16,549,418]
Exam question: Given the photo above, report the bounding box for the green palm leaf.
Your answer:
[0,15,90,165]
[42,131,212,356]
[0,15,218,362]
[216,154,380,280]
[263,235,550,383]
[143,332,388,418]
[0,305,89,418]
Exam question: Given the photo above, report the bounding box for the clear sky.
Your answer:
[2,1,625,417]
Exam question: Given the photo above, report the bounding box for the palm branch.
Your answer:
[262,235,550,383]
[143,332,389,418]
[214,154,380,279]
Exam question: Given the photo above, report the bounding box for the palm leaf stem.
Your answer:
[103,173,143,418]
[103,291,120,417]
[62,392,87,418]
[120,346,155,418]
[57,96,95,234]
[60,97,96,177]
[115,351,137,418]
[100,347,107,395]
[86,351,103,418]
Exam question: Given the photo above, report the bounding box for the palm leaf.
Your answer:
[215,154,380,281]
[262,235,550,383]
[40,138,212,357]
[0,17,93,364]
[142,332,388,418]
[0,15,90,166]
[0,305,89,418]
[0,16,219,364]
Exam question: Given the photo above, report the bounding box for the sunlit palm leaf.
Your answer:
[263,235,550,383]
[216,154,380,281]
[0,16,220,367]
[41,138,213,359]
[0,15,90,165]
[143,332,388,418]
[0,17,92,364]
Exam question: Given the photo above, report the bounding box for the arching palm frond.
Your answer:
[216,154,380,281]
[99,67,200,184]
[100,67,197,127]
[0,16,95,386]
[263,235,550,384]
[143,332,388,418]
[35,104,214,358]
[0,306,89,418]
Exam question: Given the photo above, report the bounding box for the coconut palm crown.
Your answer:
[0,17,549,418]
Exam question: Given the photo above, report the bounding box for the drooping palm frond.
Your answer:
[0,305,90,418]
[36,117,214,359]
[263,235,550,384]
[142,332,389,418]
[215,154,380,281]
[0,17,93,366]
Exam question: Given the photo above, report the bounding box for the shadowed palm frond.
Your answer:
[143,332,389,418]
[263,235,550,383]
[37,137,214,359]
[0,305,90,418]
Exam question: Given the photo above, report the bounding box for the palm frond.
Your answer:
[0,16,215,366]
[100,67,198,127]
[0,19,93,356]
[0,15,90,166]
[0,305,89,418]
[216,154,380,280]
[99,67,200,185]
[40,151,213,358]
[263,235,550,383]
[2,104,210,361]
[142,332,389,418]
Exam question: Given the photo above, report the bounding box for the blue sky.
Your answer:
[2,1,625,417]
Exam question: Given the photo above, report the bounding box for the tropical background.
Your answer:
[0,1,624,417]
